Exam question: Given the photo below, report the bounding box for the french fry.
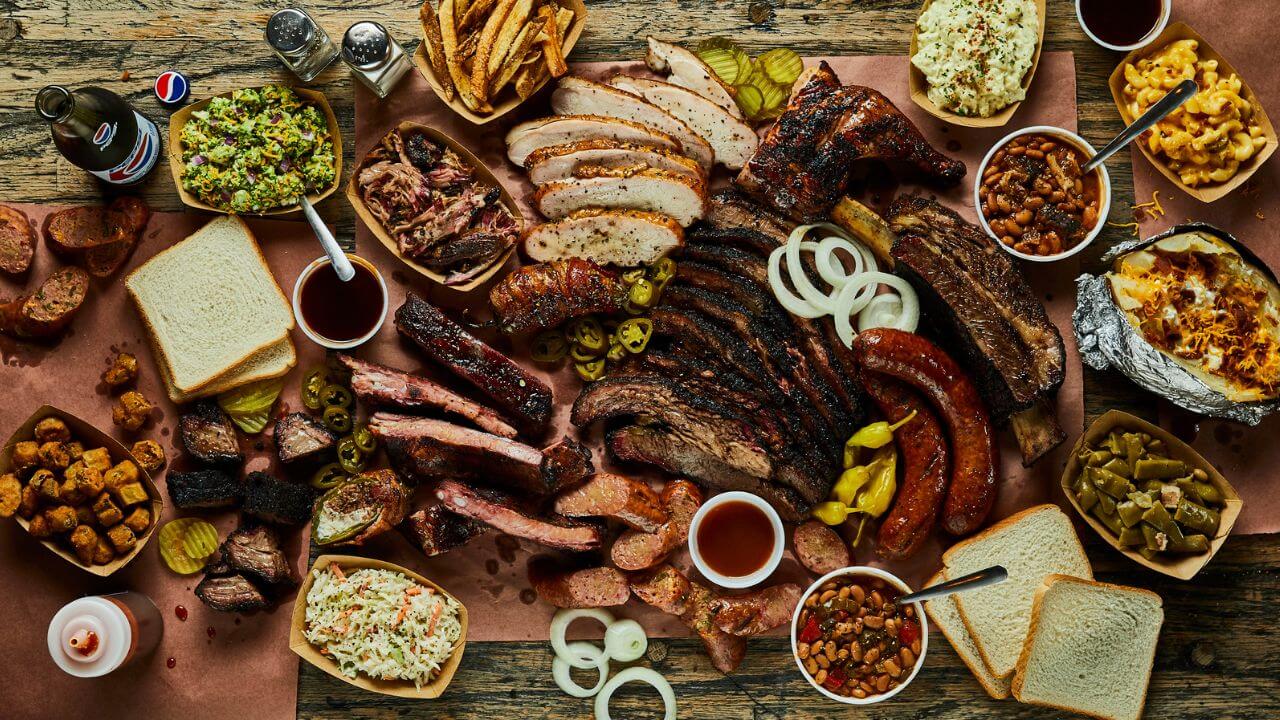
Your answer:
[456,0,471,20]
[514,59,549,100]
[440,0,486,112]
[485,0,534,88]
[420,1,455,101]
[458,0,499,34]
[490,19,541,96]
[538,3,568,78]
[471,0,519,104]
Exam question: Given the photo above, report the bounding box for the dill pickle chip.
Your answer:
[733,50,755,87]
[180,519,220,561]
[229,409,271,435]
[754,75,788,112]
[159,518,211,575]
[758,48,803,85]
[734,84,765,119]
[697,47,741,85]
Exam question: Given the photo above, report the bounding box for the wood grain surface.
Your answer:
[3,1,1278,718]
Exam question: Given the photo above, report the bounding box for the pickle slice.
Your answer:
[229,409,271,435]
[159,518,214,575]
[753,75,788,113]
[757,48,803,85]
[180,519,220,561]
[734,84,765,119]
[219,377,284,434]
[698,47,741,85]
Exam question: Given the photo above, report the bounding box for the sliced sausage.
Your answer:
[629,563,746,673]
[709,583,803,636]
[554,472,668,532]
[627,563,690,614]
[43,197,150,277]
[0,205,35,275]
[0,266,90,338]
[611,479,703,571]
[852,328,999,536]
[527,556,630,608]
[862,371,950,559]
[792,520,850,575]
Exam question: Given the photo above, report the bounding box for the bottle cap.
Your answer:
[153,71,190,105]
[342,21,390,69]
[266,8,315,53]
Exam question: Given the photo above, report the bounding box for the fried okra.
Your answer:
[81,447,111,473]
[11,441,39,472]
[68,463,105,498]
[102,352,139,388]
[122,507,151,534]
[106,524,137,553]
[129,440,166,473]
[104,460,139,492]
[0,473,20,518]
[31,469,60,502]
[17,485,39,519]
[112,390,152,432]
[92,537,115,564]
[28,514,52,538]
[45,504,78,533]
[34,417,71,443]
[38,441,70,470]
[93,493,123,527]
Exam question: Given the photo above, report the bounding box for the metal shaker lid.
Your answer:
[266,9,316,53]
[342,21,391,68]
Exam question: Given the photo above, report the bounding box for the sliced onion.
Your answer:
[832,272,920,347]
[550,608,614,669]
[813,235,871,288]
[786,227,839,312]
[594,667,677,720]
[553,641,610,698]
[768,246,827,318]
[603,619,648,662]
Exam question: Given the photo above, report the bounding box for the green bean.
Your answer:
[1101,458,1132,478]
[1089,467,1132,499]
[1133,457,1187,480]
[1124,433,1145,469]
[1091,502,1124,535]
[1116,500,1145,528]
[1117,527,1146,547]
[1095,489,1117,517]
[1127,491,1154,509]
[1174,500,1220,535]
[1141,502,1177,535]
[1169,534,1210,553]
[1077,483,1099,512]
[1083,450,1113,467]
[1193,481,1223,504]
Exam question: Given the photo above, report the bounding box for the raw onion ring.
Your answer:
[768,246,827,318]
[593,667,677,720]
[603,619,648,662]
[550,608,614,669]
[786,227,840,312]
[833,272,920,347]
[553,641,610,698]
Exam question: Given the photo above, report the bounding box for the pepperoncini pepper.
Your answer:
[850,446,898,547]
[811,501,852,526]
[831,465,871,506]
[845,410,918,455]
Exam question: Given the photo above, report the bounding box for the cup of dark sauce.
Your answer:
[1076,0,1170,51]
[292,254,389,349]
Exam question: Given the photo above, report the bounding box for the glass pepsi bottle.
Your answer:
[36,85,161,185]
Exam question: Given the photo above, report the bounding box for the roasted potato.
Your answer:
[38,441,70,470]
[129,440,165,473]
[34,417,71,443]
[112,390,152,432]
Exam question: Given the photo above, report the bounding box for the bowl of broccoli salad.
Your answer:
[177,85,338,213]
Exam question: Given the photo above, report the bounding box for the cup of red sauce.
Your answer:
[1075,0,1170,52]
[292,254,389,350]
[688,491,784,589]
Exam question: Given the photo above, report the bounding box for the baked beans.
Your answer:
[794,574,922,699]
[980,133,1103,257]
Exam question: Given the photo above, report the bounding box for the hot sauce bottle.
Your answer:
[47,592,163,677]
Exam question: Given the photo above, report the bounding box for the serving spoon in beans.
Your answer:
[1083,78,1199,174]
[896,565,1008,605]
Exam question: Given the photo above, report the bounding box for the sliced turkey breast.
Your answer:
[608,75,759,170]
[526,139,705,186]
[505,115,682,167]
[524,209,684,266]
[551,77,715,171]
[645,36,743,119]
[533,168,707,226]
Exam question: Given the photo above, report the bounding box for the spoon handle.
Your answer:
[1084,78,1198,174]
[897,565,1008,605]
[300,196,356,282]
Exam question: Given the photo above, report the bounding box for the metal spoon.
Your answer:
[896,565,1008,605]
[299,195,355,282]
[1083,78,1198,174]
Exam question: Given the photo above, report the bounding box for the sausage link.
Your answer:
[792,520,850,574]
[861,371,950,558]
[611,479,702,570]
[852,329,998,535]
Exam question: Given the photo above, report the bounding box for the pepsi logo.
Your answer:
[107,131,156,183]
[92,122,117,148]
[154,71,190,105]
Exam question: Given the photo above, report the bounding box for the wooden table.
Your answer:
[3,1,1278,717]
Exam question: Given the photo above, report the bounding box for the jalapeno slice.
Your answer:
[606,337,628,362]
[627,278,657,309]
[351,424,377,454]
[616,317,653,354]
[301,368,328,411]
[571,343,604,362]
[319,384,354,410]
[647,257,677,284]
[323,405,353,434]
[337,437,366,474]
[571,318,606,352]
[622,268,647,285]
[531,330,569,363]
[310,462,347,490]
[575,358,607,382]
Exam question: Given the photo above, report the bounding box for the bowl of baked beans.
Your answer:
[790,567,927,705]
[974,126,1111,262]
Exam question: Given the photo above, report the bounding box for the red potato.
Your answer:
[611,479,702,570]
[553,472,668,532]
[792,520,850,575]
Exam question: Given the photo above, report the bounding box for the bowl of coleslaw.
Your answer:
[289,555,468,698]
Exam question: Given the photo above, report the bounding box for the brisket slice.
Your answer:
[273,412,336,465]
[195,574,269,613]
[703,188,793,243]
[371,413,592,496]
[178,401,243,466]
[397,504,488,558]
[608,425,807,522]
[395,292,553,434]
[220,525,296,587]
[339,354,519,439]
[434,480,603,552]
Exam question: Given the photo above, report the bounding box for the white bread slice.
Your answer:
[125,215,294,394]
[923,571,1012,700]
[943,504,1092,680]
[1012,575,1163,720]
[156,335,296,403]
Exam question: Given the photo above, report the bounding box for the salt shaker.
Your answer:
[265,8,340,82]
[341,22,412,99]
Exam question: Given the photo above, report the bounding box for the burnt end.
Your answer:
[396,505,488,558]
[167,469,242,511]
[220,524,296,587]
[540,437,594,493]
[273,412,336,465]
[194,573,269,613]
[178,401,244,467]
[404,132,444,171]
[241,471,314,526]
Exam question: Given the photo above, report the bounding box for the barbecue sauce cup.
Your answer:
[292,253,389,350]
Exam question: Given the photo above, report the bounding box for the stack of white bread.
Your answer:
[925,504,1164,720]
[125,216,296,403]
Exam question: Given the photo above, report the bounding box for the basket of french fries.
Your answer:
[416,0,586,124]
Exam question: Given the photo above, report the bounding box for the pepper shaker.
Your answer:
[341,22,412,99]
[265,8,340,82]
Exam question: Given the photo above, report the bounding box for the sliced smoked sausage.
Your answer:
[0,205,35,275]
[527,556,630,608]
[792,519,850,575]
